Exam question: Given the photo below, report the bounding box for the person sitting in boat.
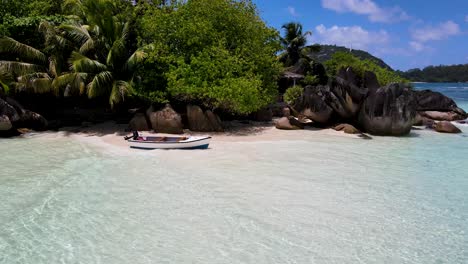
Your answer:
[132,131,140,140]
[124,131,143,140]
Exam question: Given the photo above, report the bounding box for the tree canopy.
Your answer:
[398,65,468,83]
[138,0,282,114]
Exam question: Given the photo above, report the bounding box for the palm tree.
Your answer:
[55,0,147,107]
[279,22,319,67]
[0,0,148,107]
[0,35,64,95]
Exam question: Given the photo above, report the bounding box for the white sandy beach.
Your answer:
[37,120,361,150]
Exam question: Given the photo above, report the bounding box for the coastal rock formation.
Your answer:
[415,90,467,118]
[358,83,417,136]
[187,105,223,132]
[275,116,304,130]
[0,97,20,123]
[251,107,273,122]
[129,113,150,131]
[419,111,466,121]
[333,123,360,134]
[15,110,48,131]
[292,85,334,123]
[327,77,368,119]
[0,97,48,136]
[292,68,371,123]
[434,121,462,134]
[147,104,184,134]
[205,110,224,132]
[0,115,12,131]
[363,71,381,91]
[337,67,359,86]
[413,113,434,127]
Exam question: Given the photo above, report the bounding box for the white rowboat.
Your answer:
[126,135,211,150]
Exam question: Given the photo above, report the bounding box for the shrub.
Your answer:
[284,85,303,104]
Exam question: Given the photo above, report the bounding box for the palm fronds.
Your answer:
[0,37,47,64]
[87,71,113,98]
[109,80,133,107]
[69,52,108,73]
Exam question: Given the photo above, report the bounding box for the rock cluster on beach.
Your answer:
[278,67,467,136]
[128,104,224,134]
[1,66,466,138]
[0,96,48,137]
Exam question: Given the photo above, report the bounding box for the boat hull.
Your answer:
[127,136,211,150]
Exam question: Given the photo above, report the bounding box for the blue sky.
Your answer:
[252,0,468,70]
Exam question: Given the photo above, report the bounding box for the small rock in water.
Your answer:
[434,121,462,134]
[333,124,360,134]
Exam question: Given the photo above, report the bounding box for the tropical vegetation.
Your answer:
[397,64,468,83]
[137,0,282,114]
[1,0,414,120]
[324,51,407,85]
[283,85,303,105]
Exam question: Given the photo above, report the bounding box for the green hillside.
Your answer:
[305,44,393,71]
[397,64,468,83]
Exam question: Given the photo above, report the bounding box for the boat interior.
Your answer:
[140,136,189,142]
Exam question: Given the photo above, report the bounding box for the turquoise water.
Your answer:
[1,83,468,264]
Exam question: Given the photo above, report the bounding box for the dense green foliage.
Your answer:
[1,0,416,117]
[283,85,303,104]
[325,52,407,85]
[398,64,468,82]
[0,0,146,107]
[0,0,66,48]
[306,44,393,71]
[138,0,282,114]
[55,0,145,107]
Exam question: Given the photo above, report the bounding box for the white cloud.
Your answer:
[321,0,409,23]
[287,6,299,17]
[465,15,468,23]
[313,24,389,50]
[410,21,461,43]
[409,41,428,52]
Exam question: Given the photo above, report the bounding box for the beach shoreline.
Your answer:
[28,120,362,149]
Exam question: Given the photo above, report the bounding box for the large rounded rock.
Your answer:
[419,111,466,121]
[146,104,183,134]
[333,123,360,134]
[187,105,212,132]
[0,115,12,131]
[14,110,48,131]
[434,121,462,134]
[0,97,20,122]
[5,97,25,116]
[415,90,467,117]
[187,105,224,132]
[327,77,368,119]
[129,113,150,131]
[292,85,334,123]
[275,117,303,130]
[337,67,359,87]
[358,83,417,136]
[205,110,224,132]
[363,71,380,91]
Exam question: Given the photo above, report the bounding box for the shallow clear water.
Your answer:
[1,83,468,264]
